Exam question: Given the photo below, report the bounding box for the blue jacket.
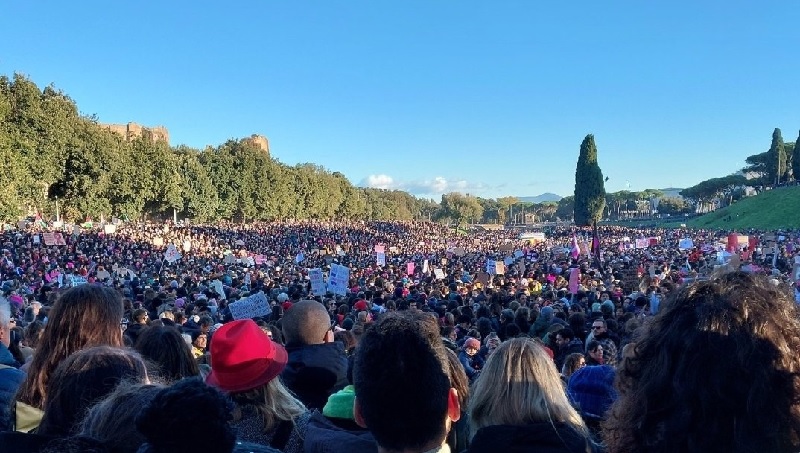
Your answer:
[0,343,25,432]
[458,350,485,381]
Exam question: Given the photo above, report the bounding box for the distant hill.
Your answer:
[685,186,800,230]
[518,193,562,203]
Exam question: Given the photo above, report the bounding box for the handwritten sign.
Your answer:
[434,268,445,280]
[327,263,350,296]
[228,292,272,320]
[309,268,326,296]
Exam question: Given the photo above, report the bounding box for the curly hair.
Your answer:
[601,272,800,453]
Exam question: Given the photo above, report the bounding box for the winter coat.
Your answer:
[281,342,349,411]
[467,422,595,453]
[0,343,25,432]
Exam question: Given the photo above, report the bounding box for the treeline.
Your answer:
[0,74,438,222]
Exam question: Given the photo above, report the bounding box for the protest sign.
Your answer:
[32,235,40,245]
[374,245,385,253]
[486,260,496,275]
[495,261,505,275]
[504,256,514,266]
[211,280,226,300]
[635,238,649,249]
[434,268,445,280]
[54,233,67,246]
[376,252,386,266]
[183,240,192,252]
[678,238,694,250]
[70,275,88,286]
[164,244,182,264]
[422,259,429,273]
[152,237,164,247]
[228,292,272,320]
[514,250,524,259]
[407,262,415,275]
[103,224,116,234]
[295,253,305,264]
[309,268,326,296]
[327,263,350,296]
[223,254,236,265]
[476,272,490,287]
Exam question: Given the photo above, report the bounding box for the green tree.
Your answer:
[793,131,800,183]
[555,195,574,221]
[768,128,786,185]
[573,134,606,226]
[496,196,518,224]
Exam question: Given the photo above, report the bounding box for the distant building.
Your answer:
[102,122,170,143]
[242,134,270,155]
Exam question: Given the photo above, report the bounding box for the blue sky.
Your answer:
[2,1,799,200]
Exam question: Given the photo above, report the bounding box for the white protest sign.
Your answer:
[228,292,272,320]
[183,240,192,252]
[327,264,350,296]
[70,275,88,286]
[164,244,182,263]
[309,268,326,296]
[495,261,505,275]
[103,224,116,234]
[434,268,445,280]
[152,237,164,247]
[32,235,40,245]
[422,259,430,274]
[678,238,694,250]
[73,225,81,236]
[635,238,649,249]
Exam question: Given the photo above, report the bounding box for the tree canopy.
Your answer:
[573,134,606,226]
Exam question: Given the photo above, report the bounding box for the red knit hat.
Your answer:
[206,320,287,393]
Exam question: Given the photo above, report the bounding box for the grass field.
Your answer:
[684,186,800,230]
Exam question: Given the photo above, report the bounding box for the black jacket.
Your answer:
[466,422,595,453]
[281,342,348,410]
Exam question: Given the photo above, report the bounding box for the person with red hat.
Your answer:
[207,319,310,453]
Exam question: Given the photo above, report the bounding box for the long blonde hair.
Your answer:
[469,337,589,438]
[231,378,306,431]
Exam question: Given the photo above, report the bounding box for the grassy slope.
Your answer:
[686,186,800,230]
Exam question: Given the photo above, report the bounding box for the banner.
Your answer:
[327,264,350,296]
[309,268,326,296]
[228,292,272,320]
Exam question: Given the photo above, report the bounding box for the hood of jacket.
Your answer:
[281,342,349,410]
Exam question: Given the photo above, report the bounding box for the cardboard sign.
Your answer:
[495,262,505,275]
[309,268,326,296]
[499,244,514,252]
[17,221,28,230]
[228,292,272,320]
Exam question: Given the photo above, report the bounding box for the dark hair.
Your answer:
[586,340,601,354]
[135,326,199,383]
[80,383,162,453]
[23,319,44,349]
[353,311,452,451]
[135,378,237,453]
[558,327,575,341]
[602,272,800,452]
[37,346,148,437]
[16,285,124,409]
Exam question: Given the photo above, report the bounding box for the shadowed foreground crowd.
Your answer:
[0,271,798,453]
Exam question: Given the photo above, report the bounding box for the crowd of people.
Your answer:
[1,219,800,452]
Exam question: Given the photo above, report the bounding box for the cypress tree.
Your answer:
[793,130,800,182]
[573,134,606,226]
[769,128,786,185]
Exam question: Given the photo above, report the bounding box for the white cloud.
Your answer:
[359,174,489,197]
[360,174,396,190]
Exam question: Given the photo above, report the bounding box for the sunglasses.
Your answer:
[592,326,603,330]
